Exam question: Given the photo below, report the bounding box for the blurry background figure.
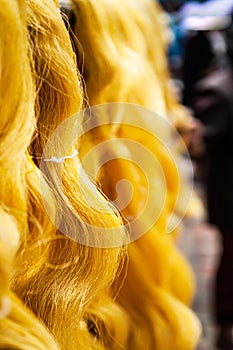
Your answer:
[181,9,233,350]
[159,0,233,90]
[182,30,215,107]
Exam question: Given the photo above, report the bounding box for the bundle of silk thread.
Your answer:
[0,0,128,349]
[61,0,203,348]
[0,0,59,348]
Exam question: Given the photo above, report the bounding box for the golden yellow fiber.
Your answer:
[0,0,127,349]
[71,0,202,348]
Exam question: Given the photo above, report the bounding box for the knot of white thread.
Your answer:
[43,150,78,163]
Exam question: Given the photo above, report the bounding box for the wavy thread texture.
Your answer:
[71,0,202,348]
[0,1,59,348]
[0,0,127,349]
